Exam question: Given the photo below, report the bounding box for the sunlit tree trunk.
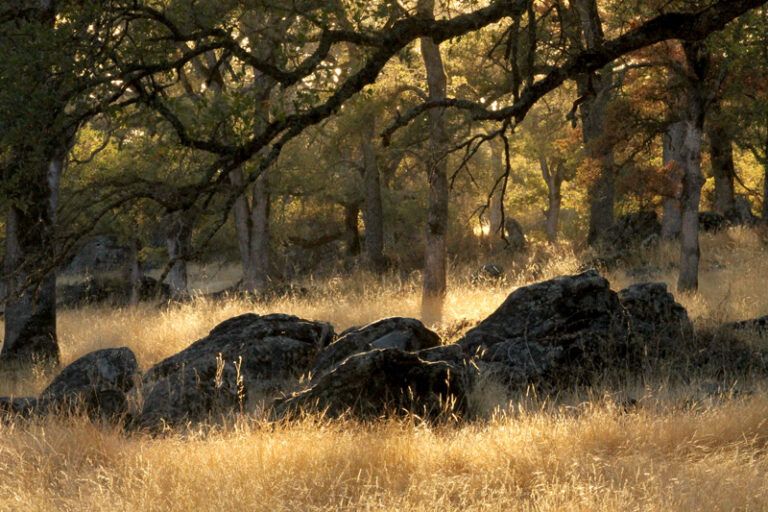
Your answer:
[540,158,564,243]
[419,0,449,324]
[488,140,505,242]
[361,119,386,272]
[662,121,686,239]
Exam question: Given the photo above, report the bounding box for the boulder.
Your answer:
[618,283,692,343]
[311,317,440,379]
[275,348,466,419]
[40,347,139,418]
[136,313,334,430]
[0,397,38,417]
[477,339,563,387]
[459,270,621,358]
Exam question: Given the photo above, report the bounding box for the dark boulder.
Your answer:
[617,283,693,366]
[457,270,695,384]
[40,347,139,418]
[459,270,621,357]
[0,397,39,417]
[311,317,440,379]
[135,313,334,430]
[476,340,563,387]
[275,348,466,419]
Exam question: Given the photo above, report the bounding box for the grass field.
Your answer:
[1,228,767,511]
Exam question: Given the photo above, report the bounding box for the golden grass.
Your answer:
[0,227,767,510]
[2,389,768,511]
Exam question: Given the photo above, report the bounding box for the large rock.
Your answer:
[42,347,138,398]
[618,282,693,353]
[459,270,621,357]
[0,348,139,420]
[311,317,440,379]
[275,348,466,419]
[456,270,700,384]
[477,340,563,387]
[135,313,334,430]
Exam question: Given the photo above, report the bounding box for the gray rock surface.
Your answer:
[276,348,466,418]
[136,313,334,429]
[311,317,440,379]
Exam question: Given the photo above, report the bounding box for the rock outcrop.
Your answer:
[311,317,440,379]
[136,313,334,429]
[276,348,466,418]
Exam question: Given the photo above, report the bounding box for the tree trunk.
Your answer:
[128,237,144,306]
[165,211,193,299]
[360,120,386,272]
[676,41,709,293]
[707,119,736,213]
[343,202,362,256]
[662,121,686,239]
[678,119,705,292]
[488,140,505,242]
[574,0,615,245]
[540,158,564,243]
[418,0,449,324]
[230,167,271,293]
[763,131,768,221]
[245,174,270,292]
[1,154,63,369]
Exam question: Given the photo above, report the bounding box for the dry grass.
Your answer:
[2,389,768,511]
[0,227,767,510]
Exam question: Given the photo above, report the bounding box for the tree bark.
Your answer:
[540,158,563,243]
[128,237,144,306]
[360,119,386,272]
[165,211,193,299]
[488,139,506,245]
[678,119,705,292]
[662,121,686,239]
[707,118,736,213]
[574,0,616,246]
[1,153,63,368]
[676,42,710,293]
[419,0,450,324]
[230,167,271,293]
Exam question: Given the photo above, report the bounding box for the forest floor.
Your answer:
[1,227,768,511]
